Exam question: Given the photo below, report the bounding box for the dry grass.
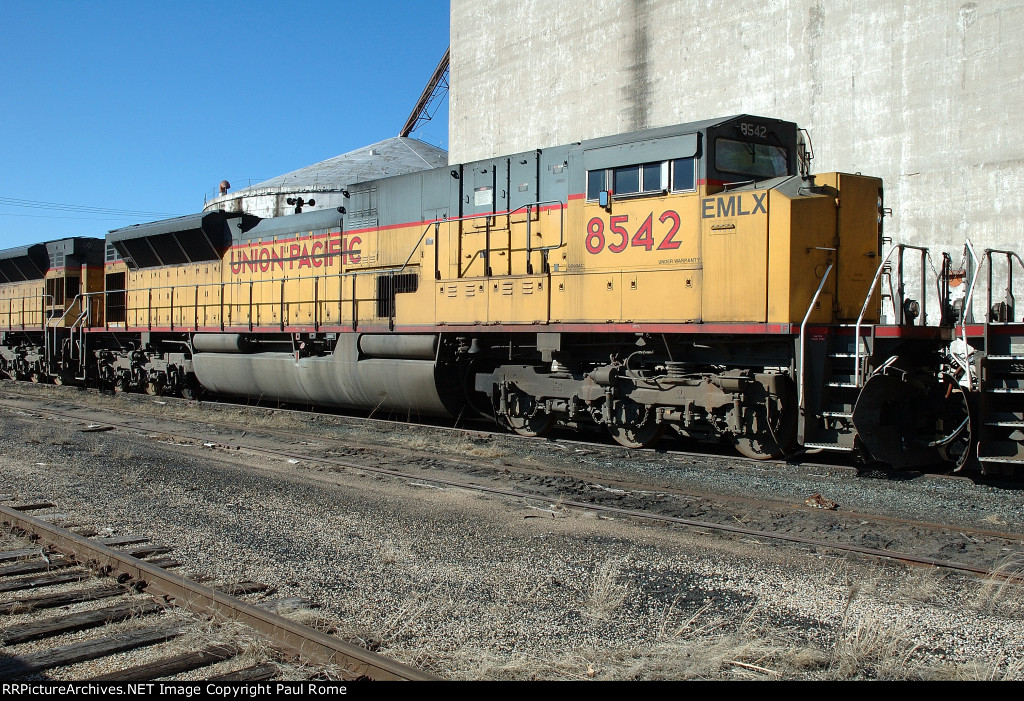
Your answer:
[902,567,946,604]
[277,605,338,635]
[973,555,1024,618]
[929,654,1024,681]
[377,537,414,565]
[584,557,630,620]
[45,435,74,447]
[113,465,158,496]
[377,586,453,645]
[0,528,22,549]
[402,435,509,460]
[430,619,829,680]
[827,612,923,679]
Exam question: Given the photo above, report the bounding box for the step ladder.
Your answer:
[977,350,1024,468]
[803,328,869,453]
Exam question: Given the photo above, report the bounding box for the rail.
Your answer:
[38,292,93,379]
[797,263,833,444]
[0,504,434,681]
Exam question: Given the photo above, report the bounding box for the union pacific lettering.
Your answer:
[229,235,362,275]
[701,192,768,219]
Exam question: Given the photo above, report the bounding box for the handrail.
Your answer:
[961,239,982,326]
[853,243,935,387]
[950,239,982,385]
[854,246,900,387]
[509,199,568,253]
[61,201,572,334]
[398,221,440,276]
[445,199,567,252]
[41,293,87,376]
[413,199,567,279]
[0,292,54,332]
[798,263,833,444]
[80,268,388,332]
[983,247,1024,322]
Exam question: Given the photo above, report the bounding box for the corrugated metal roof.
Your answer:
[0,243,48,282]
[235,209,342,243]
[108,212,239,240]
[230,137,448,196]
[108,212,243,268]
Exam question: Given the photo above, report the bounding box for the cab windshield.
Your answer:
[715,138,789,179]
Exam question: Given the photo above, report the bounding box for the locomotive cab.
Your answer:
[42,238,105,329]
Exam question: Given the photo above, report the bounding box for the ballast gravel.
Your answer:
[0,384,1022,680]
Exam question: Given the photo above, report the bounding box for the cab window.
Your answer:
[715,139,789,179]
[671,157,696,191]
[588,156,697,201]
[587,170,606,200]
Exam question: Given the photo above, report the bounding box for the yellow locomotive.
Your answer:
[2,115,1008,471]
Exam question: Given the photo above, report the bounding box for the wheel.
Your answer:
[504,388,555,437]
[732,387,797,460]
[508,411,556,437]
[181,382,203,401]
[609,419,664,448]
[145,381,164,397]
[52,375,63,386]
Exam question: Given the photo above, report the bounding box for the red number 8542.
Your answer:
[585,211,682,254]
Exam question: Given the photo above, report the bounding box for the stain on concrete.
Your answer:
[805,0,825,109]
[620,0,653,132]
[957,3,977,89]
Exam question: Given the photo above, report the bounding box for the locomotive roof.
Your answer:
[0,237,102,280]
[108,211,247,268]
[577,114,795,151]
[0,242,48,281]
[232,209,342,244]
[108,211,241,240]
[227,137,448,196]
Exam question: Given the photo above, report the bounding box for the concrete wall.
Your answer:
[450,0,1024,267]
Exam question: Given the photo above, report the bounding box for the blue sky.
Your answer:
[0,1,450,249]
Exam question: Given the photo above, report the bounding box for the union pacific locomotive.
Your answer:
[2,115,1022,474]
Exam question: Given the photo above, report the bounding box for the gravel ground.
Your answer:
[1,384,1023,680]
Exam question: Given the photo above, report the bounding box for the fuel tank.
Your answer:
[191,334,458,417]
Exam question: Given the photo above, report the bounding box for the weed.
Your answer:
[926,654,1024,681]
[378,537,414,565]
[585,557,630,620]
[903,567,945,604]
[828,613,923,679]
[377,586,452,644]
[973,555,1024,618]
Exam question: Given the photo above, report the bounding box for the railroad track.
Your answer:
[0,499,433,681]
[0,379,863,468]
[1,390,1021,586]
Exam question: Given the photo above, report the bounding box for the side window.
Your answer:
[46,278,65,305]
[672,157,696,192]
[587,160,676,200]
[65,276,81,301]
[587,170,606,201]
[613,165,641,195]
[642,162,663,192]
